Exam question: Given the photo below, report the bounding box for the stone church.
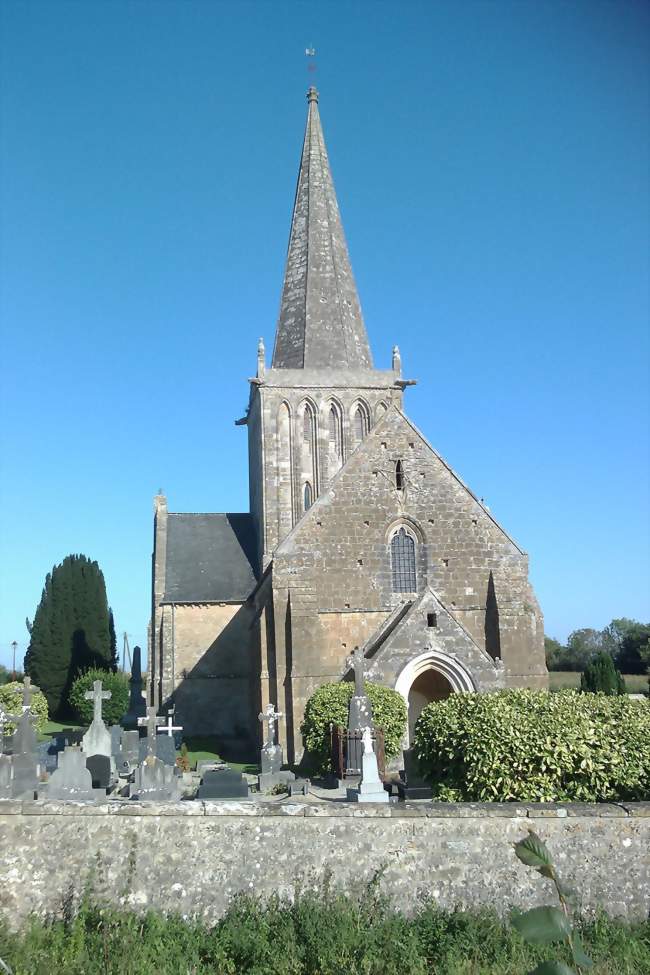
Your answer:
[149,87,547,761]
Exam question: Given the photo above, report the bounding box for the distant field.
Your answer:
[549,671,649,694]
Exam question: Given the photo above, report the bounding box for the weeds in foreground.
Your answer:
[0,891,648,975]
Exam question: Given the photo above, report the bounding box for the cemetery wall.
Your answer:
[0,800,648,929]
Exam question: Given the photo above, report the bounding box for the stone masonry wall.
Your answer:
[0,801,648,929]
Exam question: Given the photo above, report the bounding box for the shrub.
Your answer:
[413,689,650,802]
[581,651,626,694]
[301,680,408,774]
[0,681,49,735]
[68,668,129,726]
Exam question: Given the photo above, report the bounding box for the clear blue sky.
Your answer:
[1,0,648,670]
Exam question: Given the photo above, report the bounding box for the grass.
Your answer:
[0,897,647,975]
[38,719,83,742]
[182,736,259,775]
[548,671,649,693]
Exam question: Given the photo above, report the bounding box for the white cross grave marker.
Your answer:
[157,712,183,738]
[258,703,283,748]
[84,680,112,724]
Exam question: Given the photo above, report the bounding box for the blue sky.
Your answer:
[0,0,648,670]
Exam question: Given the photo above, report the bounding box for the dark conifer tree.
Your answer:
[24,555,116,717]
[580,651,626,695]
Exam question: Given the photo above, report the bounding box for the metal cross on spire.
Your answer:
[84,680,112,724]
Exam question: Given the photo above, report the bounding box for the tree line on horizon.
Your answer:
[545,619,650,675]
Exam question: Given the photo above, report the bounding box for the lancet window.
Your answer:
[390,527,417,593]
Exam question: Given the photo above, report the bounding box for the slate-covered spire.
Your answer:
[272,87,373,370]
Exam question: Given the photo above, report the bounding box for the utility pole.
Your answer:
[11,641,18,681]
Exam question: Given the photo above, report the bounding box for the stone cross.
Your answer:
[258,703,283,748]
[156,712,183,738]
[22,676,33,711]
[84,680,112,724]
[138,707,166,756]
[346,647,366,697]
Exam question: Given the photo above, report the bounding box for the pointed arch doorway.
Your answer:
[395,650,476,747]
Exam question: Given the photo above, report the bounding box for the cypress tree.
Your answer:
[580,651,626,695]
[24,554,116,717]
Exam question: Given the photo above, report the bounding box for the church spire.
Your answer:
[272,87,373,370]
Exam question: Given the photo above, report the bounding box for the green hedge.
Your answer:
[301,681,407,774]
[413,689,650,802]
[68,668,130,726]
[0,681,49,735]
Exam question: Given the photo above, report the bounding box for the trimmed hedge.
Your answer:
[0,681,48,735]
[301,681,407,774]
[69,668,129,726]
[413,689,650,802]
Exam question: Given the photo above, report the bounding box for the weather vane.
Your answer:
[305,45,317,76]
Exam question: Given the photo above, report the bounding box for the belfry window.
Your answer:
[353,405,368,443]
[395,460,405,491]
[328,404,342,458]
[303,406,314,450]
[303,482,313,511]
[391,527,417,592]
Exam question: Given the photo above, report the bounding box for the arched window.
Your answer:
[395,460,405,491]
[353,403,369,444]
[391,527,417,592]
[328,404,342,459]
[303,405,314,450]
[303,482,313,511]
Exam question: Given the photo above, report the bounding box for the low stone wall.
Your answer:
[0,799,648,928]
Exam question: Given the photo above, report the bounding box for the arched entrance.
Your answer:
[407,669,453,744]
[395,649,476,746]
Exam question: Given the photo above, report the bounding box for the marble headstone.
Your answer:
[131,757,181,801]
[81,681,112,758]
[47,748,103,801]
[197,767,250,800]
[348,727,389,804]
[86,754,113,791]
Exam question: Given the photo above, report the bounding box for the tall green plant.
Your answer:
[580,652,625,695]
[512,831,593,974]
[24,555,117,718]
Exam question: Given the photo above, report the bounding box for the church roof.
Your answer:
[163,513,257,603]
[271,88,373,371]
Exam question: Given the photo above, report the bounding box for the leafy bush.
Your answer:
[301,680,407,774]
[0,681,48,735]
[413,689,650,802]
[68,668,129,726]
[581,651,626,695]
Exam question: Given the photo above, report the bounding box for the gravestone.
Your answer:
[11,754,39,799]
[197,767,250,800]
[10,687,40,798]
[131,756,181,801]
[86,754,113,791]
[37,740,59,774]
[81,681,112,758]
[137,707,165,759]
[289,778,310,797]
[348,726,389,803]
[121,730,140,768]
[121,645,147,730]
[0,754,11,798]
[110,725,122,759]
[346,648,373,775]
[257,703,294,791]
[138,735,176,767]
[47,748,103,801]
[397,748,432,801]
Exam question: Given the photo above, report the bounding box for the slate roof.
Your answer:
[163,513,258,603]
[272,88,373,371]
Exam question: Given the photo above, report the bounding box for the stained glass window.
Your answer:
[391,527,416,592]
